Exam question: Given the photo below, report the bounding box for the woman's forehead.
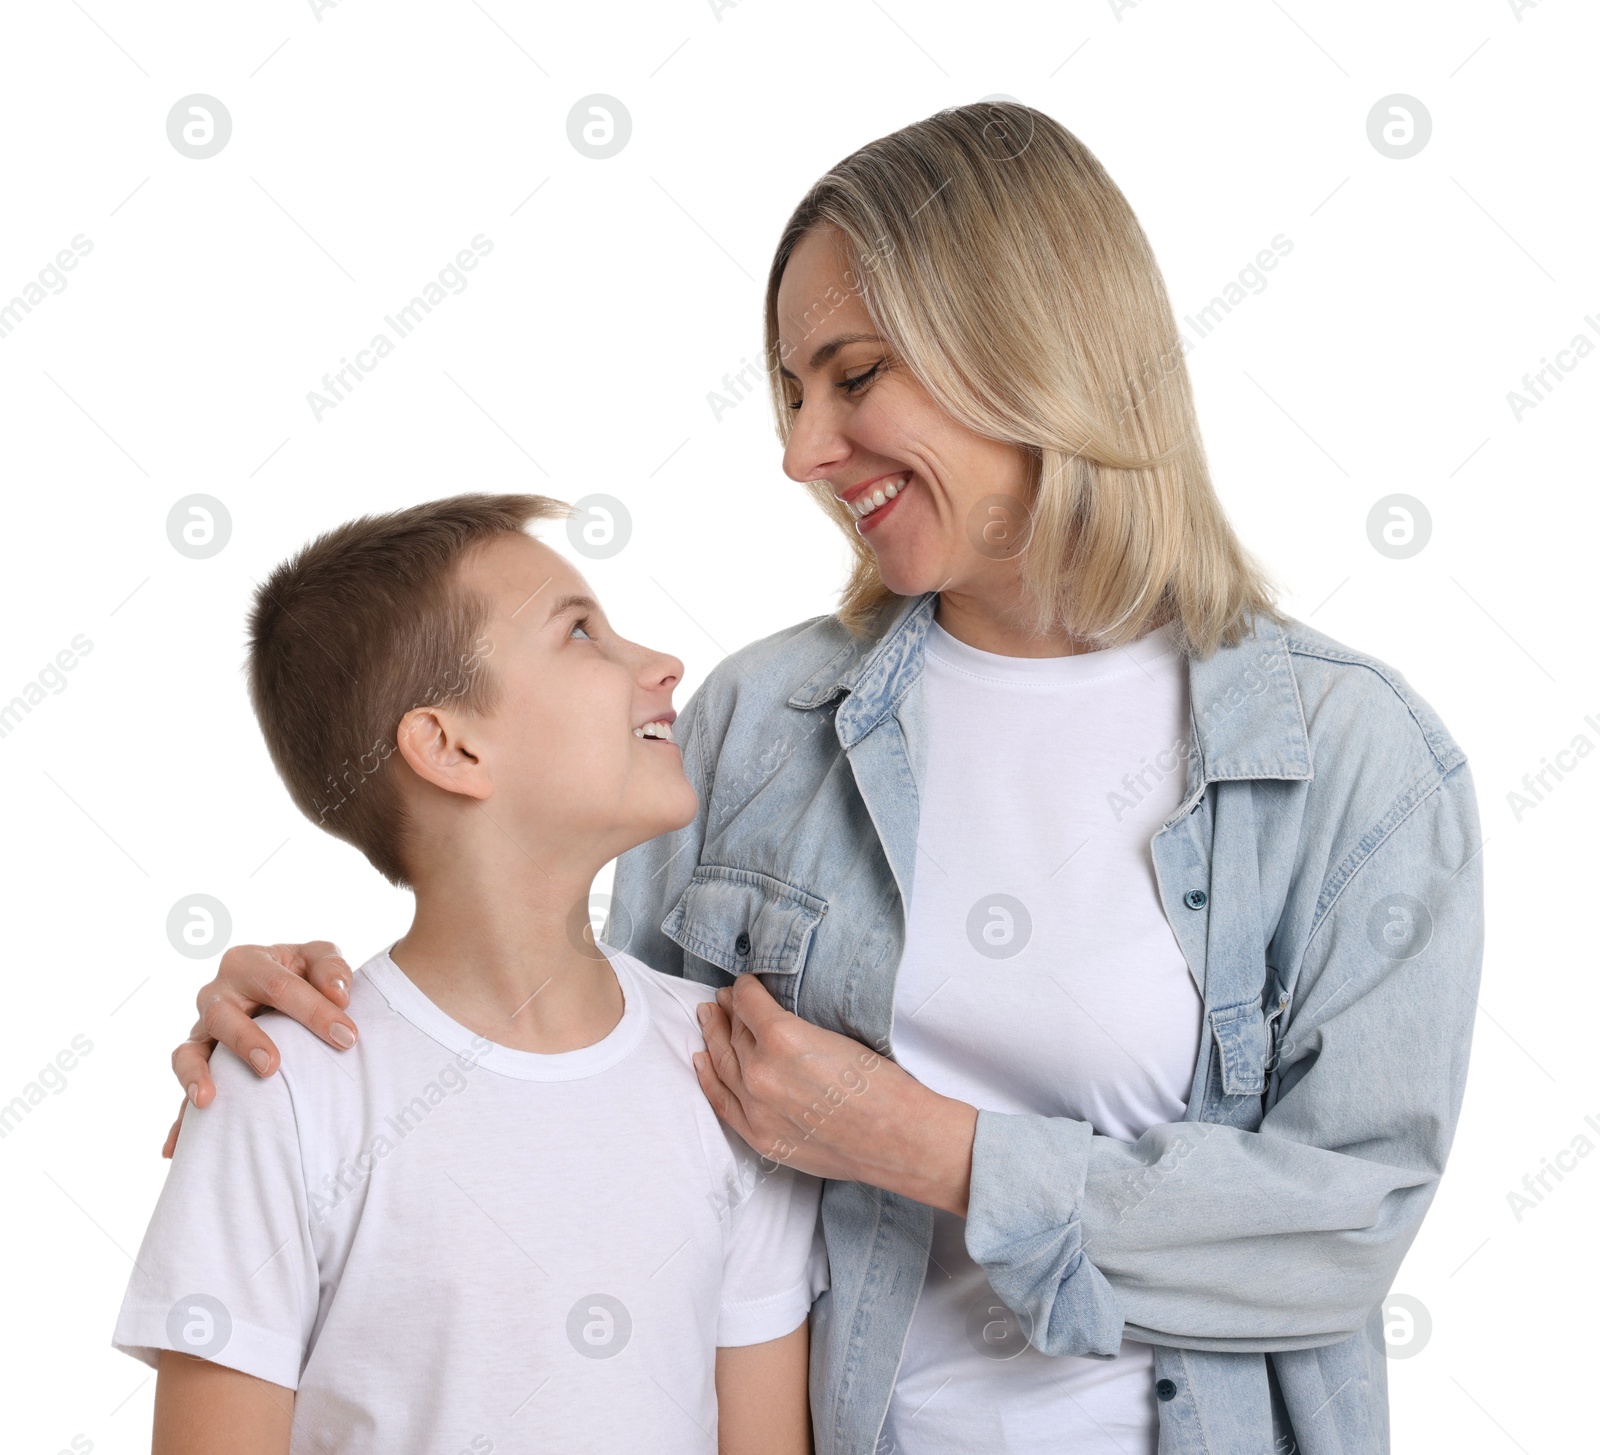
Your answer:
[776,232,871,359]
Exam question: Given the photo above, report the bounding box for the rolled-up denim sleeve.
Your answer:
[965,1114,1126,1356]
[965,761,1484,1356]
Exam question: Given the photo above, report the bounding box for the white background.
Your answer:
[2,1,1595,1451]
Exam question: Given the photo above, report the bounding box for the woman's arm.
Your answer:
[700,761,1484,1355]
[154,1352,293,1455]
[715,1323,812,1455]
[987,761,1483,1354]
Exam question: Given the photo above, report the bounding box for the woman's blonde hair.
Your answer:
[764,102,1278,656]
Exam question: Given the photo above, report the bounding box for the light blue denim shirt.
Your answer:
[611,591,1483,1455]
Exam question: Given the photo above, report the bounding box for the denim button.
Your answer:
[734,931,751,956]
[1155,1378,1177,1401]
[1183,889,1207,910]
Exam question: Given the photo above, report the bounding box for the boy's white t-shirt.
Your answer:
[114,945,826,1454]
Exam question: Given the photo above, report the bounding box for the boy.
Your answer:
[113,495,825,1453]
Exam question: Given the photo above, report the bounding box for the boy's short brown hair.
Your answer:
[248,493,569,885]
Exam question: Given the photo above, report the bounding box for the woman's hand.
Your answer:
[162,941,359,1157]
[694,974,978,1215]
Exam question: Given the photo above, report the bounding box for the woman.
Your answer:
[169,104,1483,1455]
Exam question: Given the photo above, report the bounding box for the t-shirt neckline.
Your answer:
[363,942,650,1082]
[924,618,1180,686]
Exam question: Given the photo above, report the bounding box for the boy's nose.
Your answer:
[637,643,683,693]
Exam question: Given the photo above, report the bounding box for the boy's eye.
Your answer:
[569,619,593,640]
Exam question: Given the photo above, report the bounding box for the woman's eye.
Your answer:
[786,361,883,411]
[839,362,882,395]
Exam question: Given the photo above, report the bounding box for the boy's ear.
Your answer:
[396,706,492,801]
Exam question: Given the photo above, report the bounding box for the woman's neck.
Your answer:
[933,585,1094,659]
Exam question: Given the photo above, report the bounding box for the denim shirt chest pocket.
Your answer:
[661,865,828,1010]
[1203,978,1292,1128]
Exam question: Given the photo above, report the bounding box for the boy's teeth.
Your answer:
[633,721,675,742]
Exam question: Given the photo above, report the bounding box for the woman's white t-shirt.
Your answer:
[882,620,1203,1455]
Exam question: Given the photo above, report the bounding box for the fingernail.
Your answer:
[186,1083,199,1106]
[696,1004,710,1026]
[332,976,349,999]
[329,1023,356,1049]
[249,1049,271,1073]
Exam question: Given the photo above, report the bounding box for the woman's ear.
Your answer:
[396,706,492,801]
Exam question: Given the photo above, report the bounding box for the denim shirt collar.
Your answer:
[787,591,1313,785]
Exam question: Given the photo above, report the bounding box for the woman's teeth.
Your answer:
[850,473,910,519]
[634,720,675,742]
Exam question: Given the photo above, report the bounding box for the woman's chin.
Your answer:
[876,556,951,599]
[868,532,943,596]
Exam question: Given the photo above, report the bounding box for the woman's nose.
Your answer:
[782,397,852,484]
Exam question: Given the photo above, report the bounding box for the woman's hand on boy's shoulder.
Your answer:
[162,940,359,1157]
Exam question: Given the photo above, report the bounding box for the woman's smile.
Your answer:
[838,470,913,528]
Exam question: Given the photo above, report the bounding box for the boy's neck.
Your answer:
[389,845,623,1056]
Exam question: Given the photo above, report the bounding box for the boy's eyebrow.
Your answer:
[777,331,884,381]
[508,576,553,619]
[544,592,599,622]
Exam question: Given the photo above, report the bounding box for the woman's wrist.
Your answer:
[869,1074,978,1216]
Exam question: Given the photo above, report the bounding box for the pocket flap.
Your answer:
[662,865,827,976]
[1209,997,1268,1096]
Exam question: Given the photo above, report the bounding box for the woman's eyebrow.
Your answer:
[778,332,885,379]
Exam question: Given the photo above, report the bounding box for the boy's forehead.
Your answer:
[463,532,584,608]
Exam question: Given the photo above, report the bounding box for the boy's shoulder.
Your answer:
[248,957,400,1081]
[227,947,712,1116]
[218,953,451,1131]
[604,944,715,1038]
